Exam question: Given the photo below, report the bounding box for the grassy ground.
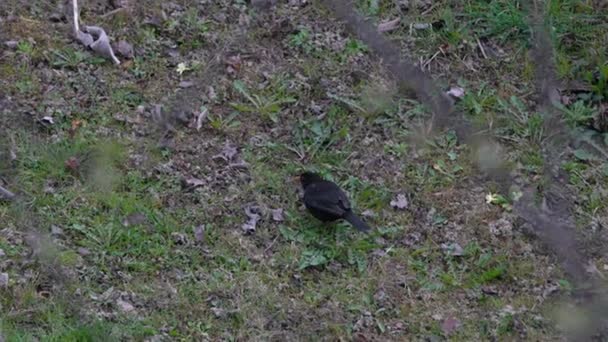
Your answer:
[1,0,607,340]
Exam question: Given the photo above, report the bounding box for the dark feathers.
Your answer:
[299,172,371,232]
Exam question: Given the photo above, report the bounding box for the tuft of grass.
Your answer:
[463,0,528,43]
[231,77,297,123]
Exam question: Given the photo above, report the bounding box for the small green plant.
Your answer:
[231,79,296,123]
[290,105,349,159]
[298,249,329,270]
[586,64,608,101]
[497,314,514,336]
[464,0,528,43]
[50,48,105,69]
[338,38,368,63]
[439,7,469,46]
[16,41,34,57]
[461,83,498,117]
[289,28,313,54]
[561,100,596,127]
[358,0,380,16]
[208,111,241,131]
[384,141,408,157]
[497,96,544,144]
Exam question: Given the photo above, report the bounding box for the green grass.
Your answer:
[0,0,605,339]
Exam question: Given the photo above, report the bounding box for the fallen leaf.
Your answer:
[441,316,461,335]
[225,55,242,74]
[69,119,83,138]
[378,18,400,32]
[573,149,598,161]
[193,225,205,243]
[116,40,134,59]
[213,142,238,162]
[488,218,513,236]
[271,208,284,222]
[178,81,194,88]
[441,242,464,256]
[207,86,217,101]
[43,180,56,194]
[229,160,249,169]
[182,177,205,189]
[481,286,499,295]
[361,209,376,217]
[211,307,226,318]
[242,205,262,234]
[65,157,80,173]
[171,232,188,245]
[390,194,409,210]
[413,23,431,30]
[122,212,148,227]
[0,273,8,287]
[195,106,208,131]
[4,40,18,49]
[585,261,605,278]
[96,286,115,302]
[446,86,465,99]
[78,247,91,256]
[51,225,64,237]
[116,298,135,313]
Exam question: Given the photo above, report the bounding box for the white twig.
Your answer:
[72,0,79,34]
[477,38,488,59]
[423,50,440,71]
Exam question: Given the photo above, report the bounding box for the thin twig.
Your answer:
[423,50,441,71]
[0,185,15,201]
[477,38,488,59]
[101,7,126,18]
[264,235,279,254]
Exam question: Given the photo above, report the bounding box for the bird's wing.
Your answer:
[304,182,350,216]
[305,197,345,216]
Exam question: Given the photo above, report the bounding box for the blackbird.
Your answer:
[299,172,371,232]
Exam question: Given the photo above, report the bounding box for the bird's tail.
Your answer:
[343,211,371,232]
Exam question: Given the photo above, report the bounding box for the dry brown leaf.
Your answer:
[271,208,284,222]
[195,106,208,131]
[242,205,262,234]
[193,225,205,243]
[378,18,400,32]
[182,177,205,189]
[117,40,134,59]
[441,316,461,335]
